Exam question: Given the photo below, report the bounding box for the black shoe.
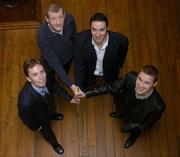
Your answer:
[53,144,64,154]
[124,128,141,148]
[124,137,135,148]
[109,112,121,119]
[50,113,64,121]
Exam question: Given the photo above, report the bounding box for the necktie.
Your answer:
[41,89,47,96]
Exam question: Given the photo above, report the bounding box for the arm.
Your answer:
[85,74,128,97]
[38,38,73,87]
[139,100,166,131]
[74,45,86,89]
[116,36,129,68]
[85,71,136,98]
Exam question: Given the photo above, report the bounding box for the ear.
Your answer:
[26,76,31,82]
[45,16,49,23]
[153,81,157,87]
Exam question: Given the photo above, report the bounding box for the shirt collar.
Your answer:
[135,89,154,100]
[48,24,63,35]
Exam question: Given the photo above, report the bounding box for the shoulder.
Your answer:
[18,82,35,107]
[37,22,52,39]
[109,31,128,43]
[150,90,166,110]
[75,30,91,44]
[64,13,76,25]
[77,30,91,38]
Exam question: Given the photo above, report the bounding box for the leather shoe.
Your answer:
[50,113,64,121]
[109,112,121,119]
[53,144,64,154]
[124,137,135,148]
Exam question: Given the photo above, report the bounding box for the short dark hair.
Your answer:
[141,65,159,83]
[90,12,108,27]
[45,3,64,18]
[23,58,42,77]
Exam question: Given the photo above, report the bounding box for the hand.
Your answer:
[70,84,85,98]
[70,97,80,104]
[37,126,42,131]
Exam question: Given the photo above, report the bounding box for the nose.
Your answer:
[38,74,43,80]
[139,82,144,88]
[96,31,101,37]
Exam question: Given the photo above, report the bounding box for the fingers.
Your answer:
[70,97,80,104]
[71,84,86,98]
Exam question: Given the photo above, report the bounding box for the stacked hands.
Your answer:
[70,84,86,104]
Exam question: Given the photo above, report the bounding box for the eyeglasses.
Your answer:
[49,15,65,23]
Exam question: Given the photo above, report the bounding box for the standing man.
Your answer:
[37,3,83,97]
[74,12,129,90]
[84,65,166,148]
[17,58,79,155]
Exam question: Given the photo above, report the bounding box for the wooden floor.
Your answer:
[0,0,180,157]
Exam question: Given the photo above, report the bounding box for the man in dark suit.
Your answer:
[74,12,129,90]
[17,58,79,155]
[37,3,83,98]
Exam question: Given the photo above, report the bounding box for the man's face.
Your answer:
[135,71,157,96]
[26,64,46,88]
[91,21,108,46]
[46,9,65,32]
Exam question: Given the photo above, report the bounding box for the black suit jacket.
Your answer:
[74,30,129,89]
[17,79,72,131]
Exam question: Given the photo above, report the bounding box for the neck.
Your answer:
[135,89,154,100]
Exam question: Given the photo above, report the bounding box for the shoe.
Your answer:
[124,128,141,148]
[53,144,64,154]
[50,113,64,121]
[124,137,135,148]
[109,112,121,119]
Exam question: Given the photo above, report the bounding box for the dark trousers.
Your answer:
[40,123,59,147]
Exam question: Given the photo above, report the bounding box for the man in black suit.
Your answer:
[17,58,79,155]
[74,12,129,90]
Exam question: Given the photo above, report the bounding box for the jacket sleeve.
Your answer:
[53,81,73,101]
[116,36,129,68]
[85,73,128,97]
[74,44,86,89]
[38,38,73,87]
[139,98,166,131]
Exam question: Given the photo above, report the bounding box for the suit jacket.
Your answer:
[74,30,129,89]
[17,79,72,131]
[85,71,166,131]
[37,13,77,87]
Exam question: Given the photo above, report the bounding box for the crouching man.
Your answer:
[84,65,165,148]
[17,58,80,155]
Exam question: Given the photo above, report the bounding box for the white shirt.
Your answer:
[92,34,109,76]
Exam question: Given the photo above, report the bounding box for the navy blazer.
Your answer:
[37,13,77,87]
[17,79,72,131]
[74,30,129,89]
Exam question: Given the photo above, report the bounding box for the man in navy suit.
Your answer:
[17,58,79,155]
[74,12,129,90]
